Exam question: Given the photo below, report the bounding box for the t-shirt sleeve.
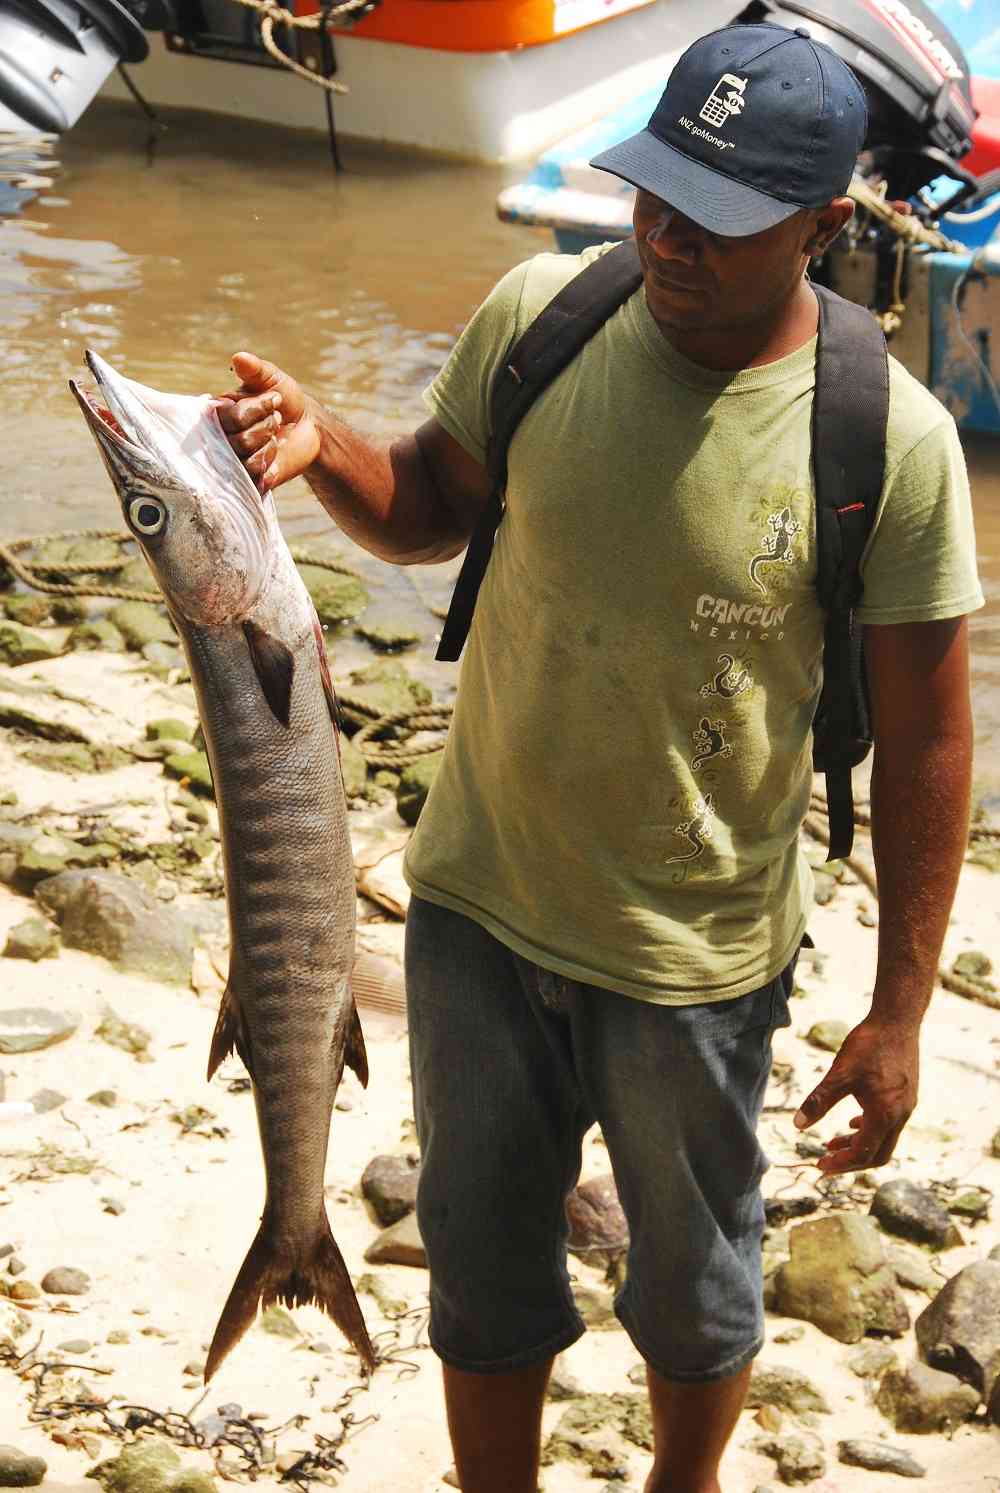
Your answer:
[855,416,984,625]
[421,260,533,467]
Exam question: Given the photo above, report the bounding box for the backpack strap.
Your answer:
[811,282,889,860]
[435,239,644,662]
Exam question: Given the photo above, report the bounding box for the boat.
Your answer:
[0,0,742,162]
[497,0,1000,436]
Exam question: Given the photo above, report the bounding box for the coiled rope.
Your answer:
[222,0,373,94]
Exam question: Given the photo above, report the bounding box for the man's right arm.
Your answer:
[217,351,492,566]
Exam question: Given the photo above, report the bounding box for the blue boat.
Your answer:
[498,0,1000,436]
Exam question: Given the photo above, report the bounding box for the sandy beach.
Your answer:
[0,626,999,1493]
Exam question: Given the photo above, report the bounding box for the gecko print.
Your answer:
[664,793,716,868]
[749,507,802,595]
[691,717,733,772]
[700,653,753,700]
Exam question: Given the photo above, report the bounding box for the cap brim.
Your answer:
[590,128,802,238]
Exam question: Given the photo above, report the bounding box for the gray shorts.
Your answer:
[405,895,794,1383]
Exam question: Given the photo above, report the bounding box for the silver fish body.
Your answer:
[71,352,373,1381]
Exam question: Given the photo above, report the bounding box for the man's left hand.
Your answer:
[793,1015,919,1174]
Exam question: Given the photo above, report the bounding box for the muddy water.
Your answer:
[3,100,1000,785]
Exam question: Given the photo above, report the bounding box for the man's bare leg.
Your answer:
[643,1361,753,1493]
[442,1358,552,1493]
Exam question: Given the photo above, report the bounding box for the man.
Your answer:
[219,23,982,1493]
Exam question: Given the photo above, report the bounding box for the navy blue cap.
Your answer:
[590,23,867,238]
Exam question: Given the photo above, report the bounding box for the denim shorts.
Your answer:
[405,895,794,1383]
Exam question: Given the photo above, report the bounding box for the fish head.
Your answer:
[70,350,276,627]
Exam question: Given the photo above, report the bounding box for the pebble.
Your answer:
[0,1247,11,1261]
[887,1245,942,1297]
[183,1358,205,1377]
[101,1197,126,1216]
[0,1007,78,1054]
[837,1439,927,1477]
[41,1266,90,1296]
[805,1019,849,1052]
[8,1283,39,1302]
[990,1127,1000,1160]
[0,1446,47,1487]
[364,1211,427,1268]
[847,1342,898,1379]
[106,1329,130,1344]
[360,1153,420,1227]
[772,1325,805,1344]
[30,1089,66,1115]
[914,1258,1000,1400]
[6,1259,24,1277]
[259,1306,300,1339]
[870,1179,963,1250]
[746,1364,830,1416]
[2,918,59,963]
[876,1360,980,1433]
[56,1339,92,1354]
[87,1090,118,1108]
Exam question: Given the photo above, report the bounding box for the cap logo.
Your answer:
[699,74,748,129]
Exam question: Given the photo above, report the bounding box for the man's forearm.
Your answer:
[304,400,473,566]
[868,724,973,1029]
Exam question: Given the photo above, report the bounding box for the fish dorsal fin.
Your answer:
[313,618,343,731]
[207,983,255,1082]
[243,620,295,727]
[345,1000,369,1090]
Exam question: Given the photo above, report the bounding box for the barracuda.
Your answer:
[70,350,374,1382]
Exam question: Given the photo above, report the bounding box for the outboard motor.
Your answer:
[0,0,163,133]
[738,0,978,199]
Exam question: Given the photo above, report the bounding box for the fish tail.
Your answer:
[205,1216,375,1382]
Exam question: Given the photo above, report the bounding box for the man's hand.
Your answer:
[216,351,320,491]
[793,1015,919,1174]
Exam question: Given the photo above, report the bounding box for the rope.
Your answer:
[847,174,965,254]
[222,0,373,94]
[349,707,452,767]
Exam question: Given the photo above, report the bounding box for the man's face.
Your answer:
[632,188,818,335]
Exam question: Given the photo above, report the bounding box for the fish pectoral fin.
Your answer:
[243,619,295,728]
[207,984,255,1083]
[345,1000,369,1090]
[205,1216,375,1383]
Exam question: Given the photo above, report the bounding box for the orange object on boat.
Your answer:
[293,0,658,53]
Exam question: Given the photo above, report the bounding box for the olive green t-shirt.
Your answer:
[403,247,984,1003]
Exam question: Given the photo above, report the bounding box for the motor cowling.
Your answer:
[0,0,151,132]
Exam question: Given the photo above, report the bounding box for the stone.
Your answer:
[0,1447,47,1487]
[355,1273,408,1319]
[847,1343,899,1384]
[772,1325,805,1344]
[57,1339,93,1354]
[147,717,193,743]
[0,698,89,744]
[16,831,92,885]
[573,1286,619,1330]
[41,1266,90,1295]
[547,1358,584,1401]
[773,1214,910,1344]
[361,1153,420,1226]
[354,620,419,652]
[887,1246,942,1297]
[101,1197,126,1216]
[20,740,122,775]
[340,737,367,799]
[6,1259,24,1276]
[805,1019,849,1052]
[142,642,184,673]
[1,594,52,627]
[914,1259,1000,1400]
[40,869,194,984]
[363,1211,426,1267]
[35,535,121,575]
[96,1009,151,1059]
[396,752,444,826]
[259,1306,301,1339]
[8,1283,39,1302]
[870,1179,963,1250]
[745,1364,830,1417]
[69,620,126,653]
[296,565,369,627]
[87,1439,217,1493]
[0,621,62,666]
[0,1303,28,1346]
[31,1088,66,1114]
[566,1174,629,1268]
[837,1440,926,1477]
[115,557,159,593]
[2,918,59,962]
[349,659,431,716]
[751,1433,826,1485]
[164,752,214,797]
[106,1329,130,1344]
[88,1090,118,1108]
[948,1188,990,1221]
[106,601,176,651]
[990,1127,1000,1160]
[0,1007,77,1054]
[876,1359,980,1432]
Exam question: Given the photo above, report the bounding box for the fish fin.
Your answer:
[312,617,344,732]
[243,619,295,727]
[205,1216,375,1383]
[345,1000,369,1090]
[207,985,254,1082]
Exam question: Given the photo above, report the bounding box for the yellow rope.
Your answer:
[222,0,373,95]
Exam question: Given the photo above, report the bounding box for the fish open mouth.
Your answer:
[68,350,149,457]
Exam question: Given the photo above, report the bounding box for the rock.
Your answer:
[30,1089,66,1114]
[16,831,100,886]
[751,1433,826,1485]
[396,752,444,826]
[361,1153,420,1227]
[101,1197,126,1216]
[764,1196,818,1227]
[887,1246,942,1297]
[0,621,62,666]
[96,1009,151,1059]
[5,1258,23,1276]
[115,557,158,593]
[837,1440,926,1477]
[147,717,193,743]
[69,620,126,653]
[35,535,121,575]
[106,1329,130,1345]
[547,1358,584,1401]
[355,1273,408,1319]
[87,1439,217,1493]
[41,1266,90,1295]
[0,1007,77,1054]
[952,949,992,980]
[363,1212,426,1267]
[340,737,367,799]
[0,1447,47,1487]
[8,1283,39,1302]
[259,1305,301,1339]
[1,594,52,627]
[87,1090,118,1108]
[847,1344,899,1384]
[349,659,431,717]
[566,1174,629,1268]
[745,1364,830,1417]
[106,601,176,651]
[876,1359,980,1432]
[296,564,369,627]
[0,697,90,743]
[772,1325,805,1344]
[773,1214,910,1343]
[805,1019,849,1052]
[354,620,419,652]
[182,1358,205,1377]
[142,642,184,674]
[755,1405,784,1433]
[573,1286,619,1331]
[164,752,213,797]
[2,918,59,962]
[870,1179,963,1250]
[948,1188,990,1221]
[914,1259,1000,1400]
[990,1127,1000,1160]
[0,1303,27,1347]
[57,1339,93,1354]
[20,741,126,774]
[40,869,194,983]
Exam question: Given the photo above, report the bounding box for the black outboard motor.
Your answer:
[738,0,979,199]
[0,0,168,133]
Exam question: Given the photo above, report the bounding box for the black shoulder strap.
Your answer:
[812,282,889,859]
[435,240,643,662]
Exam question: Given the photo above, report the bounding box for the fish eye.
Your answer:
[128,495,167,536]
